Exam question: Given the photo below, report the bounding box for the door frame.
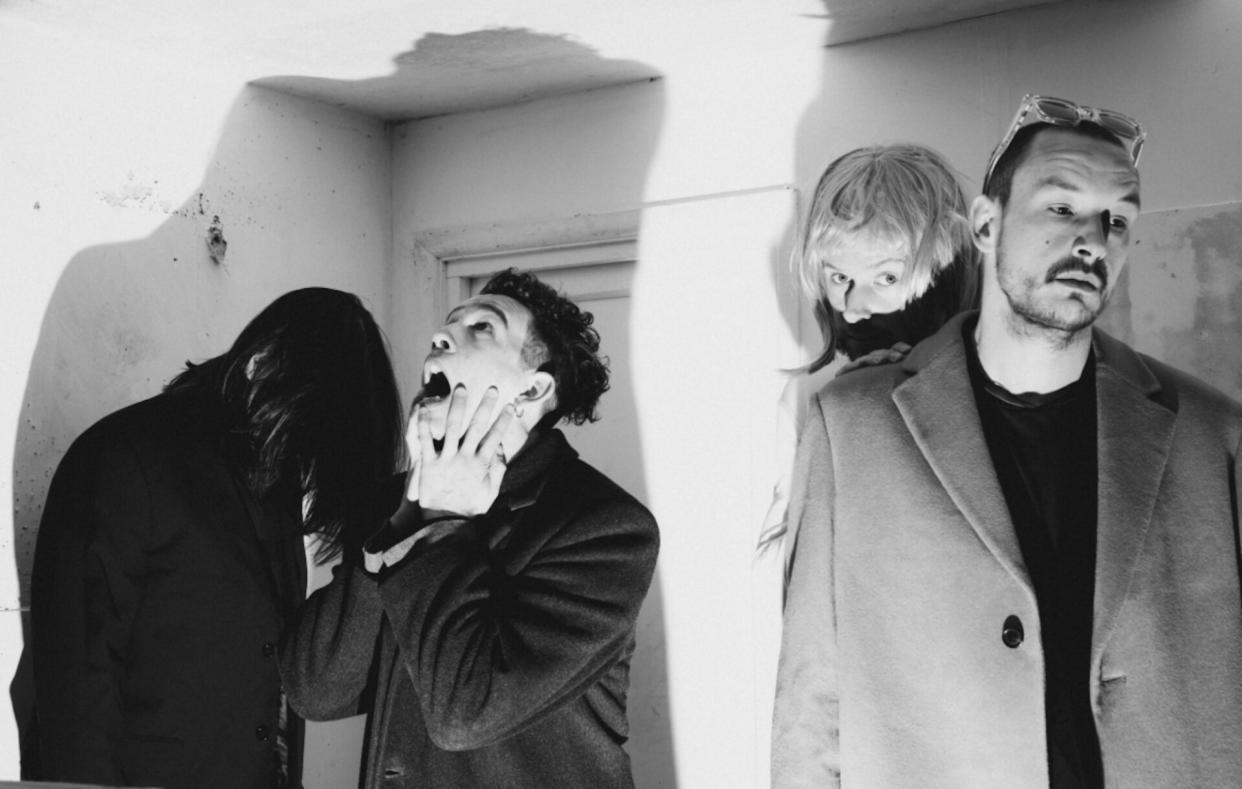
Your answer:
[411,209,641,321]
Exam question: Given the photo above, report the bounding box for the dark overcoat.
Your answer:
[281,428,659,788]
[30,390,306,788]
[773,312,1242,788]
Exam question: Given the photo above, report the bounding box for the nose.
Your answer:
[430,328,455,352]
[842,287,873,323]
[1074,213,1109,263]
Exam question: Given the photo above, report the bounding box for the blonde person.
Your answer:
[754,144,978,785]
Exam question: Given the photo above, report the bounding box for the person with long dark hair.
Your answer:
[30,287,404,788]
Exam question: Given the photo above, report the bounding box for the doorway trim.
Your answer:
[412,209,640,321]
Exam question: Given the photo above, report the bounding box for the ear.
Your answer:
[970,194,1000,255]
[518,370,557,415]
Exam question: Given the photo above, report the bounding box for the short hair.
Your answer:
[167,287,405,559]
[983,121,1132,206]
[481,269,610,426]
[796,144,979,372]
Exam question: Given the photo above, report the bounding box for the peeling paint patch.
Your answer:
[206,215,228,264]
[1114,203,1242,400]
[98,173,164,211]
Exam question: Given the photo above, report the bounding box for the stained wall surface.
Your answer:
[2,15,393,774]
[4,0,1242,783]
[389,2,1242,787]
[798,0,1242,401]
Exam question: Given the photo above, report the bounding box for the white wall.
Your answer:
[388,2,1242,787]
[796,0,1242,395]
[1,13,393,774]
[6,0,1242,783]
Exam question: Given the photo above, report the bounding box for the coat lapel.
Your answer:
[891,314,1033,595]
[1091,330,1176,652]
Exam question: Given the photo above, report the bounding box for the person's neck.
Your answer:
[974,306,1092,394]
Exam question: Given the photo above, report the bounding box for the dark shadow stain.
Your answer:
[256,27,661,122]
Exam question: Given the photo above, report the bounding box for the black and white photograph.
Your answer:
[3,1,1241,787]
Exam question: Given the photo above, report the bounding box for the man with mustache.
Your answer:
[773,96,1242,788]
[280,269,658,788]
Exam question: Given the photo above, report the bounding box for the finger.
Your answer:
[416,406,437,461]
[462,387,500,451]
[405,406,421,462]
[477,402,515,460]
[404,456,421,503]
[485,450,508,499]
[442,384,469,449]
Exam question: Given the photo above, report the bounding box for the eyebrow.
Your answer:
[446,302,509,328]
[823,257,906,272]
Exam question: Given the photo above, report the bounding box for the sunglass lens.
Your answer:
[1036,98,1080,123]
[1097,112,1140,142]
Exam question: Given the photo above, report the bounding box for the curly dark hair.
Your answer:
[481,268,610,426]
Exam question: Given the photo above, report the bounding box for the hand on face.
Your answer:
[409,384,516,518]
[836,341,912,375]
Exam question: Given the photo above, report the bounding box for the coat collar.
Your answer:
[891,312,1036,600]
[1090,329,1176,654]
[494,426,577,512]
[891,311,1178,640]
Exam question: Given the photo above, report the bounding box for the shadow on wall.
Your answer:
[9,83,398,776]
[10,27,678,789]
[259,29,675,788]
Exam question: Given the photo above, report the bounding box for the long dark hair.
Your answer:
[167,288,405,560]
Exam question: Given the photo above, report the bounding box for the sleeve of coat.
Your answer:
[279,556,384,721]
[377,494,659,751]
[30,430,151,782]
[771,399,841,788]
[1235,431,1242,569]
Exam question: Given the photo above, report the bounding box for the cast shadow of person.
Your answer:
[13,28,677,789]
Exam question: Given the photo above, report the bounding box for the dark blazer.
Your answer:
[773,312,1242,788]
[281,428,659,789]
[30,390,306,788]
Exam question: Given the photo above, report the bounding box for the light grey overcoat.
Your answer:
[772,312,1242,789]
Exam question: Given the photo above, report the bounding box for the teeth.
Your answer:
[422,362,441,385]
[422,370,451,400]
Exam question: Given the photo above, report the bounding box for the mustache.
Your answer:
[1046,256,1108,290]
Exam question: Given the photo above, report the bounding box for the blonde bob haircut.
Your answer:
[796,144,978,371]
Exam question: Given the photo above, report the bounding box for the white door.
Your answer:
[449,247,675,788]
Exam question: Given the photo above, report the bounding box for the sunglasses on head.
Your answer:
[983,94,1146,191]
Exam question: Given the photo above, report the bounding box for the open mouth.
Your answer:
[417,369,452,405]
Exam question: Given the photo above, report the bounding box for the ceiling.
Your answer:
[816,0,1062,45]
[7,0,1063,121]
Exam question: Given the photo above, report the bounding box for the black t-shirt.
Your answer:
[965,319,1103,789]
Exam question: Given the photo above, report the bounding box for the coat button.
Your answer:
[262,642,276,657]
[1001,615,1024,648]
[256,724,271,741]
